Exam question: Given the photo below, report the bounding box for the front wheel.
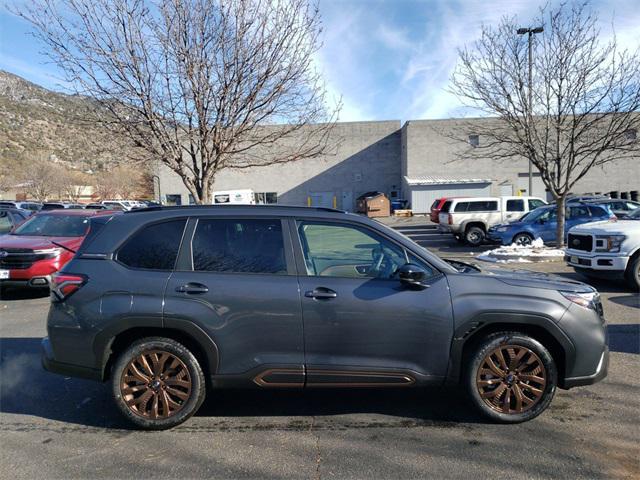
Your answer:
[466,332,557,423]
[512,233,534,247]
[111,337,206,430]
[625,255,640,291]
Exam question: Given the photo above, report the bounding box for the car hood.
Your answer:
[0,235,83,251]
[464,264,594,293]
[569,219,639,236]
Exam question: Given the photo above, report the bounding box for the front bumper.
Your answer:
[563,347,609,388]
[486,230,510,245]
[41,337,102,381]
[565,251,629,273]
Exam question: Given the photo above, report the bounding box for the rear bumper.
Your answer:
[562,347,609,389]
[0,275,53,288]
[41,337,102,381]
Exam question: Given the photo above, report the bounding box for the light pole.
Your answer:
[517,26,543,196]
[152,174,161,204]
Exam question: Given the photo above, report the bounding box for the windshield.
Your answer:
[12,214,90,237]
[519,206,555,223]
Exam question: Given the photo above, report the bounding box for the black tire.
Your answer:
[466,332,557,423]
[625,255,640,291]
[112,337,206,430]
[464,226,485,246]
[512,233,534,247]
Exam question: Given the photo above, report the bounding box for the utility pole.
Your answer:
[517,26,544,196]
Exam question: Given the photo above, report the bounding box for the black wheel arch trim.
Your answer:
[445,312,576,387]
[93,317,219,381]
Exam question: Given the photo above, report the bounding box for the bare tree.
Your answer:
[17,0,339,204]
[58,169,90,203]
[449,2,640,245]
[16,154,62,202]
[91,170,121,201]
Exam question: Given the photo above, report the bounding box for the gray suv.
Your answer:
[42,206,608,429]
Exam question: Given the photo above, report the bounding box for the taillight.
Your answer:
[448,214,453,225]
[52,273,87,301]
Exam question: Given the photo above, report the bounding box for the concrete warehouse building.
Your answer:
[156,118,640,214]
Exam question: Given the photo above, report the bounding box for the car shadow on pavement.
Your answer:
[0,288,49,301]
[607,324,640,354]
[0,337,487,429]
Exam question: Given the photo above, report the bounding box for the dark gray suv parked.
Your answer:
[42,206,608,429]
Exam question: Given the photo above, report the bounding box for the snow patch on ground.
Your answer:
[475,238,565,263]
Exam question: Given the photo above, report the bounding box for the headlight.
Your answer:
[496,226,508,232]
[595,235,625,253]
[33,247,62,259]
[560,290,600,311]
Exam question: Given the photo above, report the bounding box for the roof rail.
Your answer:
[124,204,347,214]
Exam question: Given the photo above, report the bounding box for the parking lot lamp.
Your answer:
[517,26,544,196]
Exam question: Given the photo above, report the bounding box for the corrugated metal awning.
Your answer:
[404,175,491,186]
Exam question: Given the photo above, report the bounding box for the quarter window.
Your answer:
[297,222,432,279]
[192,219,286,274]
[506,199,525,212]
[118,220,186,270]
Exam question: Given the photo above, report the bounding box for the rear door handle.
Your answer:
[175,282,209,294]
[305,287,337,300]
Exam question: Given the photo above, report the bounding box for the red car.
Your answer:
[430,197,467,223]
[0,209,117,289]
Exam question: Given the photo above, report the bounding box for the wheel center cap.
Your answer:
[505,374,515,384]
[151,379,161,390]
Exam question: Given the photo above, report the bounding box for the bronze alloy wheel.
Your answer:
[475,344,547,415]
[120,350,192,419]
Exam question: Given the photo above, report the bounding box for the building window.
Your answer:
[468,134,480,147]
[255,192,278,204]
[165,194,182,206]
[625,129,637,141]
[188,194,196,205]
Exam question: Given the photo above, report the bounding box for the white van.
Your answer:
[211,189,256,205]
[438,196,547,245]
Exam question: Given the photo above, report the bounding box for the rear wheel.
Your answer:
[112,337,206,430]
[625,255,640,291]
[464,226,485,246]
[466,332,557,423]
[512,233,534,247]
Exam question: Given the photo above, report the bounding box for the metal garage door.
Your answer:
[410,183,492,214]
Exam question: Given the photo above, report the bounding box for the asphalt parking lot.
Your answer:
[1,221,638,479]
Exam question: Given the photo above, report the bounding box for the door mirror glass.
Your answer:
[397,263,428,289]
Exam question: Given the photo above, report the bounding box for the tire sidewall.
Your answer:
[625,256,640,291]
[513,233,533,246]
[465,226,485,246]
[466,333,557,423]
[112,337,206,430]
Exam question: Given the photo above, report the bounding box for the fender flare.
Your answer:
[445,312,576,385]
[94,317,219,381]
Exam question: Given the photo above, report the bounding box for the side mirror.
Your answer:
[397,263,429,289]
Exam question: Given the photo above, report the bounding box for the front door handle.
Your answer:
[305,287,337,300]
[175,282,209,294]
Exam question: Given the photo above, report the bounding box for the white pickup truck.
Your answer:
[565,207,640,290]
[438,196,547,246]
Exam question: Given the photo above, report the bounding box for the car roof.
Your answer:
[35,209,120,217]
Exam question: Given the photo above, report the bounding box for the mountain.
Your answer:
[0,70,138,173]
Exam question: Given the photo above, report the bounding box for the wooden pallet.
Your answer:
[393,209,413,217]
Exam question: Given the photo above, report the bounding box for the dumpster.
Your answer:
[356,192,391,218]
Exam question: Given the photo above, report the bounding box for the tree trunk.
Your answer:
[556,195,567,247]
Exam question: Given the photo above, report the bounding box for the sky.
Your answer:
[1,0,639,122]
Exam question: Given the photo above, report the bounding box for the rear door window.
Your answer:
[191,218,287,274]
[506,199,525,212]
[569,206,591,218]
[467,201,498,212]
[117,220,187,270]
